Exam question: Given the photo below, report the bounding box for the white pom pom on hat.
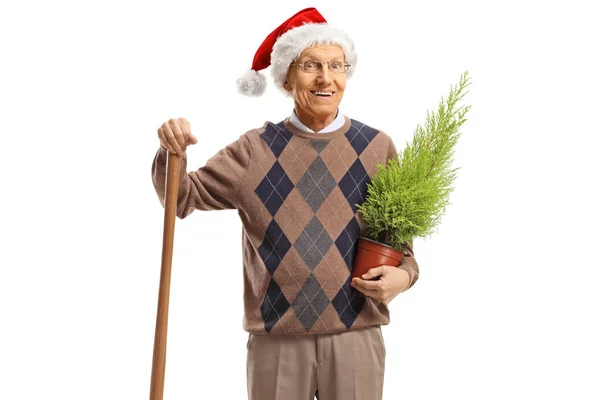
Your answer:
[236,69,267,96]
[236,7,357,97]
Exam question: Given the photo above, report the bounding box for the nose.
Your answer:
[316,65,332,85]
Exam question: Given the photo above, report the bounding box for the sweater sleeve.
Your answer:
[151,134,252,218]
[385,136,398,163]
[398,241,419,291]
[386,136,420,291]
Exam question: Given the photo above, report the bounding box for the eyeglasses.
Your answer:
[291,60,351,74]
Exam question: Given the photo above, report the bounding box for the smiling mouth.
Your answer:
[310,91,334,97]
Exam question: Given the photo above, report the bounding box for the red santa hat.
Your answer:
[236,7,357,96]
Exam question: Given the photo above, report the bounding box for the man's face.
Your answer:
[284,44,347,120]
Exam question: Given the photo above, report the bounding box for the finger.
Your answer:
[179,118,198,144]
[158,127,176,154]
[163,122,183,155]
[361,266,386,280]
[352,277,383,291]
[180,118,197,146]
[188,134,198,145]
[181,117,191,132]
[163,141,177,154]
[170,119,187,152]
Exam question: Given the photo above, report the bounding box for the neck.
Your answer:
[294,107,337,133]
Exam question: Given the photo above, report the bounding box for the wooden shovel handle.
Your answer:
[150,152,181,400]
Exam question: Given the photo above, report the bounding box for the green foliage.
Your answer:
[356,71,472,252]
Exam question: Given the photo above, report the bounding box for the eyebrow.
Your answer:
[298,55,345,62]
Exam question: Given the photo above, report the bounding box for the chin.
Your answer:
[308,107,336,117]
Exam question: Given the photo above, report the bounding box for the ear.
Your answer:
[283,69,295,93]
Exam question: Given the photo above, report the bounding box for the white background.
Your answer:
[1,0,599,399]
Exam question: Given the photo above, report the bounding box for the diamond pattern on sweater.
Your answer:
[293,216,334,271]
[296,156,337,213]
[334,216,361,271]
[258,219,291,275]
[315,186,354,243]
[251,120,387,333]
[272,247,312,304]
[310,139,330,153]
[261,121,293,158]
[345,120,379,156]
[260,278,290,333]
[312,246,351,302]
[255,161,294,216]
[278,138,318,185]
[332,276,365,329]
[274,188,314,244]
[320,139,358,182]
[293,274,331,331]
[338,158,369,213]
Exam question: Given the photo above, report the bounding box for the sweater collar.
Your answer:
[284,115,351,140]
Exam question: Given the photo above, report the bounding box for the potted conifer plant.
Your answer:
[352,71,472,280]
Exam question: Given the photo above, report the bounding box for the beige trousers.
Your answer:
[246,325,386,400]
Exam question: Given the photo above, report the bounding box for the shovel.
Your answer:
[149,152,181,400]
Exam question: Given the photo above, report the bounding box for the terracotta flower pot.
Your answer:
[352,237,405,280]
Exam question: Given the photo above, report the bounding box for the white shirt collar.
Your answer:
[289,109,345,133]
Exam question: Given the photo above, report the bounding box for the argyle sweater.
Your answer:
[151,116,419,335]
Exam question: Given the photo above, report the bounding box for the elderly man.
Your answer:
[152,7,419,400]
